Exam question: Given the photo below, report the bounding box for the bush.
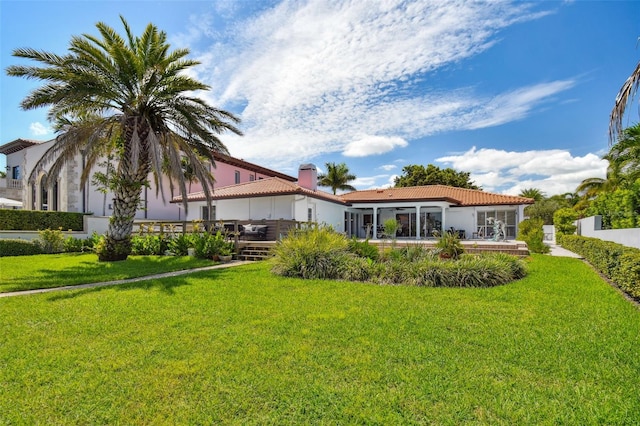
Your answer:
[554,208,578,236]
[36,228,65,254]
[560,234,640,299]
[348,237,379,261]
[271,226,352,279]
[0,210,87,231]
[167,233,198,256]
[517,218,549,254]
[435,231,464,259]
[0,239,43,257]
[271,226,526,287]
[131,234,170,256]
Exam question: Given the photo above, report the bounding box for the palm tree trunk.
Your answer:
[97,120,150,261]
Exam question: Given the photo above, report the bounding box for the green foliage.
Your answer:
[394,164,479,189]
[131,234,170,256]
[519,187,545,202]
[167,233,198,256]
[435,231,465,259]
[272,227,523,287]
[347,237,379,261]
[383,218,400,239]
[0,210,86,231]
[559,235,640,299]
[586,182,640,229]
[36,228,66,254]
[553,207,578,236]
[317,162,357,195]
[271,226,352,279]
[193,231,234,259]
[0,239,43,257]
[95,235,132,262]
[517,218,550,254]
[524,198,561,225]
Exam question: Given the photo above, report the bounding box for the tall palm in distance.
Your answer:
[6,16,242,261]
[609,44,640,143]
[317,162,357,195]
[518,188,545,202]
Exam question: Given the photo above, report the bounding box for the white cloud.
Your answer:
[343,135,408,157]
[437,146,608,195]
[29,122,51,136]
[379,164,397,171]
[189,0,560,169]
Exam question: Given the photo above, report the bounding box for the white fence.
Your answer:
[576,216,640,249]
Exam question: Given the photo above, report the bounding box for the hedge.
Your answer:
[0,210,87,231]
[0,239,43,257]
[559,234,640,299]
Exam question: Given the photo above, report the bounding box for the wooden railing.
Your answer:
[132,219,313,243]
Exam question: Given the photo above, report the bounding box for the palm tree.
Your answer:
[609,48,640,143]
[317,162,357,195]
[519,188,545,202]
[606,123,640,183]
[6,16,241,261]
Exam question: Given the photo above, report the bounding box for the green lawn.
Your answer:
[1,255,639,424]
[0,253,214,293]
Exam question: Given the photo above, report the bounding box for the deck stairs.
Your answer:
[237,242,275,261]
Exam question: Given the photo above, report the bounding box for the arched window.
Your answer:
[39,173,48,211]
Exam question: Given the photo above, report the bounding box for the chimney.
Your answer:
[298,163,317,191]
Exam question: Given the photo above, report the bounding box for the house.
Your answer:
[0,138,296,220]
[176,164,534,240]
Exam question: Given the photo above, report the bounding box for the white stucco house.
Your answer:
[176,164,534,241]
[0,138,296,220]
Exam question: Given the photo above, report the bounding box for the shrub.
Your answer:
[435,231,464,259]
[36,228,66,254]
[517,218,549,254]
[560,234,640,299]
[554,208,578,236]
[271,226,351,279]
[63,236,85,253]
[0,239,43,257]
[167,233,198,256]
[348,237,379,261]
[131,234,169,256]
[0,210,86,231]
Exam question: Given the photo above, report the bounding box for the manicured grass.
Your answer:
[0,253,214,293]
[1,255,639,424]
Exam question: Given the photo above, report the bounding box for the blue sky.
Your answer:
[2,0,639,196]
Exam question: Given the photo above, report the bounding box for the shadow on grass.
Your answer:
[45,266,243,302]
[1,255,215,294]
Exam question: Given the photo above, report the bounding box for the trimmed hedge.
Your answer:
[0,239,43,257]
[0,210,87,231]
[559,234,640,299]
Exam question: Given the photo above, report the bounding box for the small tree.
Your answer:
[553,208,578,237]
[517,218,549,254]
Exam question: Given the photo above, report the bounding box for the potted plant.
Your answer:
[435,231,464,260]
[217,241,235,262]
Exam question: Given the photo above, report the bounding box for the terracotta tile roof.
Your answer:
[341,185,534,206]
[173,177,344,204]
[175,180,533,207]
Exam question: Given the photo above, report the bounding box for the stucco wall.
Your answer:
[577,215,640,249]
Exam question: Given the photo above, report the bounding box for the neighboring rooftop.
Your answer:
[0,138,46,155]
[213,152,296,182]
[174,177,344,204]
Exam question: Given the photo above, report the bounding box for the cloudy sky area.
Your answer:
[2,0,639,195]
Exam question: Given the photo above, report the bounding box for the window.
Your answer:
[308,207,313,222]
[249,175,255,181]
[201,205,216,221]
[234,171,240,184]
[477,210,517,238]
[11,166,20,180]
